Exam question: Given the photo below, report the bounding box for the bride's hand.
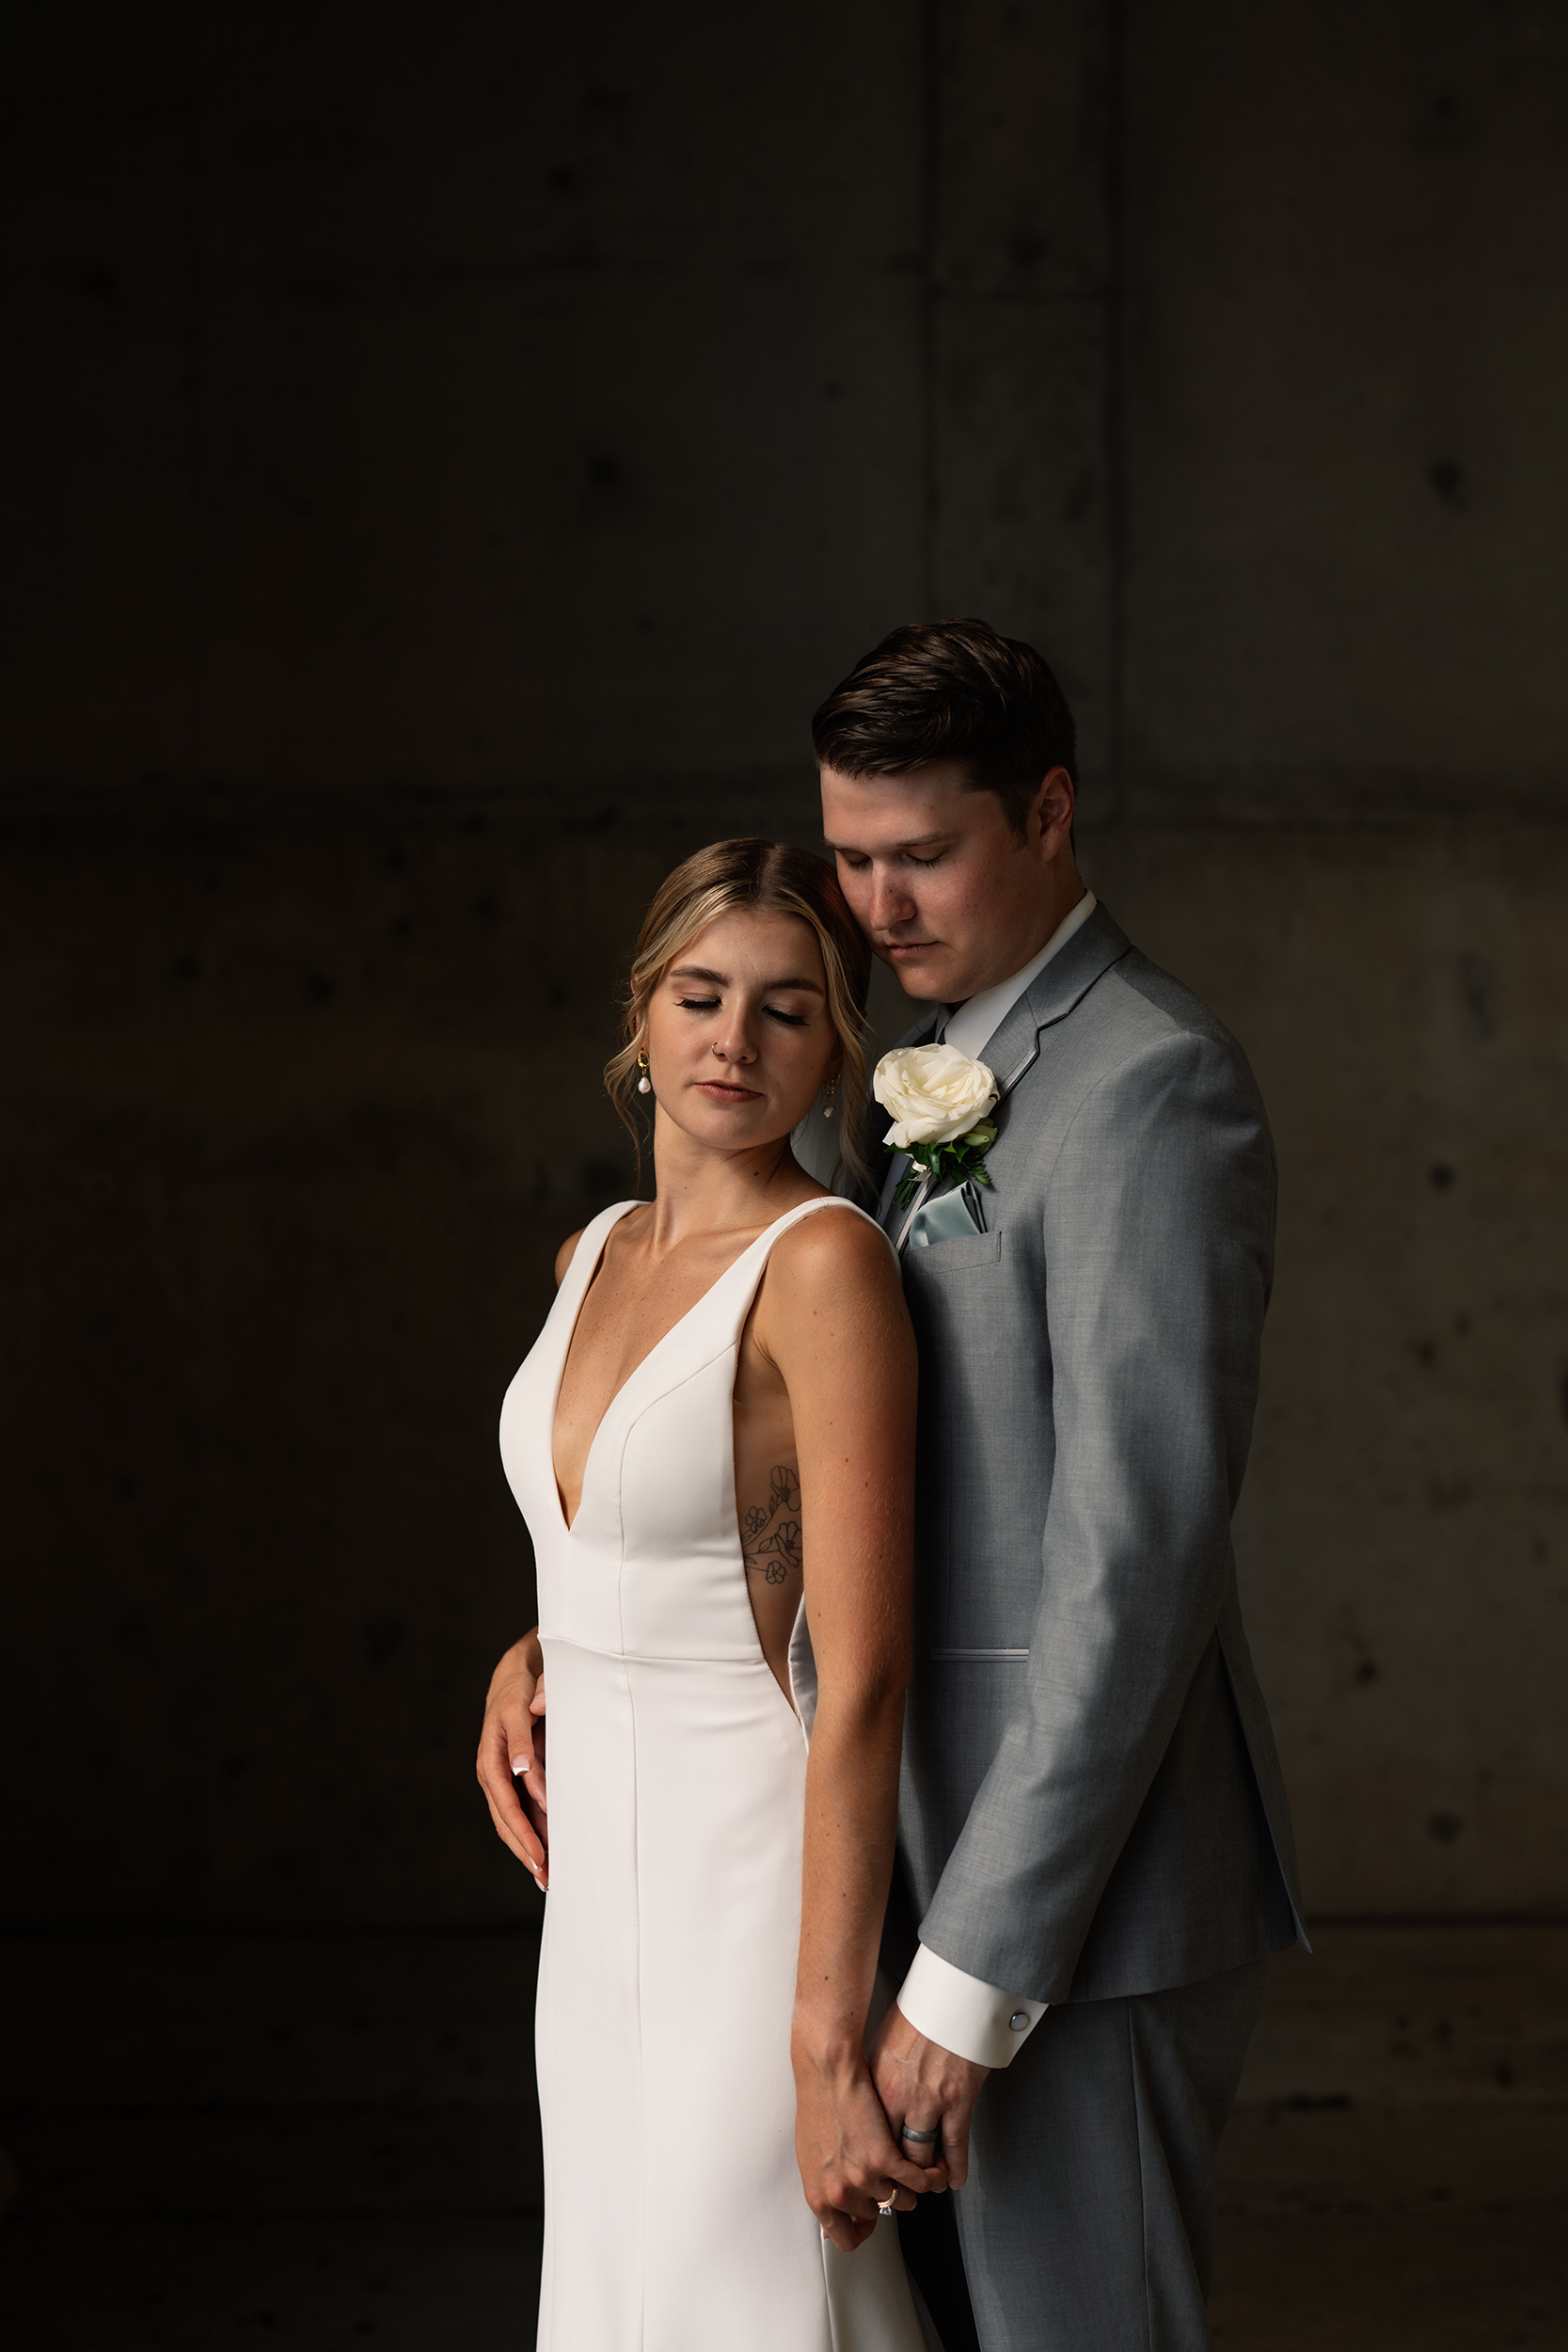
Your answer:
[475,1630,550,1890]
[791,2038,944,2253]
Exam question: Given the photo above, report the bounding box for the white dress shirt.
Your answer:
[940,889,1097,1064]
[893,887,1097,2068]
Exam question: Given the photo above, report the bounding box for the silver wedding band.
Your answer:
[900,2124,939,2144]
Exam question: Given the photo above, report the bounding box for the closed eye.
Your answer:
[765,1006,808,1025]
[835,849,946,870]
[674,995,721,1011]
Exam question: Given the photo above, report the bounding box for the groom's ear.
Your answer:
[1031,765,1076,858]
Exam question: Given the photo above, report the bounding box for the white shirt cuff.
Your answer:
[895,1942,1049,2069]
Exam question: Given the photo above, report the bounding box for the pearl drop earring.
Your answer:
[637,1051,651,1096]
[823,1074,837,1120]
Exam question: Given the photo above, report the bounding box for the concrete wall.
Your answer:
[2,0,1563,1928]
[1087,827,1568,1913]
[2,0,926,793]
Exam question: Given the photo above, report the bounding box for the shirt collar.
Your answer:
[940,890,1098,1063]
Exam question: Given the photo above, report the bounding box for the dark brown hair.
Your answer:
[811,617,1077,838]
[606,838,873,1186]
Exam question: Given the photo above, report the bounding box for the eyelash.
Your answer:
[673,995,808,1027]
[840,851,944,870]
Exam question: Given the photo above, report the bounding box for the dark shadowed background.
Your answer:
[2,4,1564,2345]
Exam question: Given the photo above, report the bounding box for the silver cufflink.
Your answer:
[1009,2010,1030,2031]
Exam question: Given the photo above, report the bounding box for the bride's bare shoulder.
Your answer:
[756,1205,910,1379]
[768,1202,898,1298]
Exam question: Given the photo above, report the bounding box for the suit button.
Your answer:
[1009,2010,1030,2031]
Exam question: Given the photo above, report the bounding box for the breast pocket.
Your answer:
[908,1228,1004,1271]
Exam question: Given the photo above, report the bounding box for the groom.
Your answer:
[816,620,1306,2352]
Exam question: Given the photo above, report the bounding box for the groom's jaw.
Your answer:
[821,757,1081,1007]
[879,938,950,997]
[820,762,1025,1004]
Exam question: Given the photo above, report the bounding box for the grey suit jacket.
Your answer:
[871,901,1306,2007]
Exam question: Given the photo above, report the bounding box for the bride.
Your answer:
[476,839,944,2350]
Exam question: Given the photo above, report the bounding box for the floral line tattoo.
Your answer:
[743,1465,802,1585]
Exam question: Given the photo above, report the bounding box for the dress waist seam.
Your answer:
[539,1634,772,1667]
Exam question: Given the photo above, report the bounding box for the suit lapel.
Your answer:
[875,1152,911,1227]
[974,901,1132,1103]
[866,905,1130,1240]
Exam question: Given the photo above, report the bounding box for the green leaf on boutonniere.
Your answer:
[894,1118,1000,1209]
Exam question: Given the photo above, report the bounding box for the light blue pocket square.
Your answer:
[907,1184,986,1249]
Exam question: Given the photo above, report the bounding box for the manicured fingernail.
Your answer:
[512,1757,531,1773]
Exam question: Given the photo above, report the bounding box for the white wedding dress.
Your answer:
[499,1197,936,2352]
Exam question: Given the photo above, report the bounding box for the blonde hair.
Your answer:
[606,838,873,1188]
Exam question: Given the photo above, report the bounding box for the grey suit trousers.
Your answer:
[900,1955,1271,2352]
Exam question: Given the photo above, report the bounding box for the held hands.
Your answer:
[475,1631,550,1890]
[867,2001,990,2193]
[478,1636,988,2241]
[792,2022,946,2253]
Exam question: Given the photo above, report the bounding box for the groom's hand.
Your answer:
[475,1630,549,1889]
[868,2001,990,2190]
[791,2033,943,2252]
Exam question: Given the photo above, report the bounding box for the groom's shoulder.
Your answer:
[1099,943,1248,1063]
[1052,916,1268,1119]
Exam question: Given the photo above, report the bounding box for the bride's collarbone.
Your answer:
[556,1207,784,1436]
[577,1199,813,1373]
[565,1247,725,1395]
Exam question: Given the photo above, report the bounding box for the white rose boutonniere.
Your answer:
[873,1042,1001,1207]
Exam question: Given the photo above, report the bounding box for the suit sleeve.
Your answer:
[895,1943,1047,2068]
[916,1025,1275,2003]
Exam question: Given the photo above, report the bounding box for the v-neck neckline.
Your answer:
[546,1199,824,1536]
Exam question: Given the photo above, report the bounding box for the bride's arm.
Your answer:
[759,1213,941,2250]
